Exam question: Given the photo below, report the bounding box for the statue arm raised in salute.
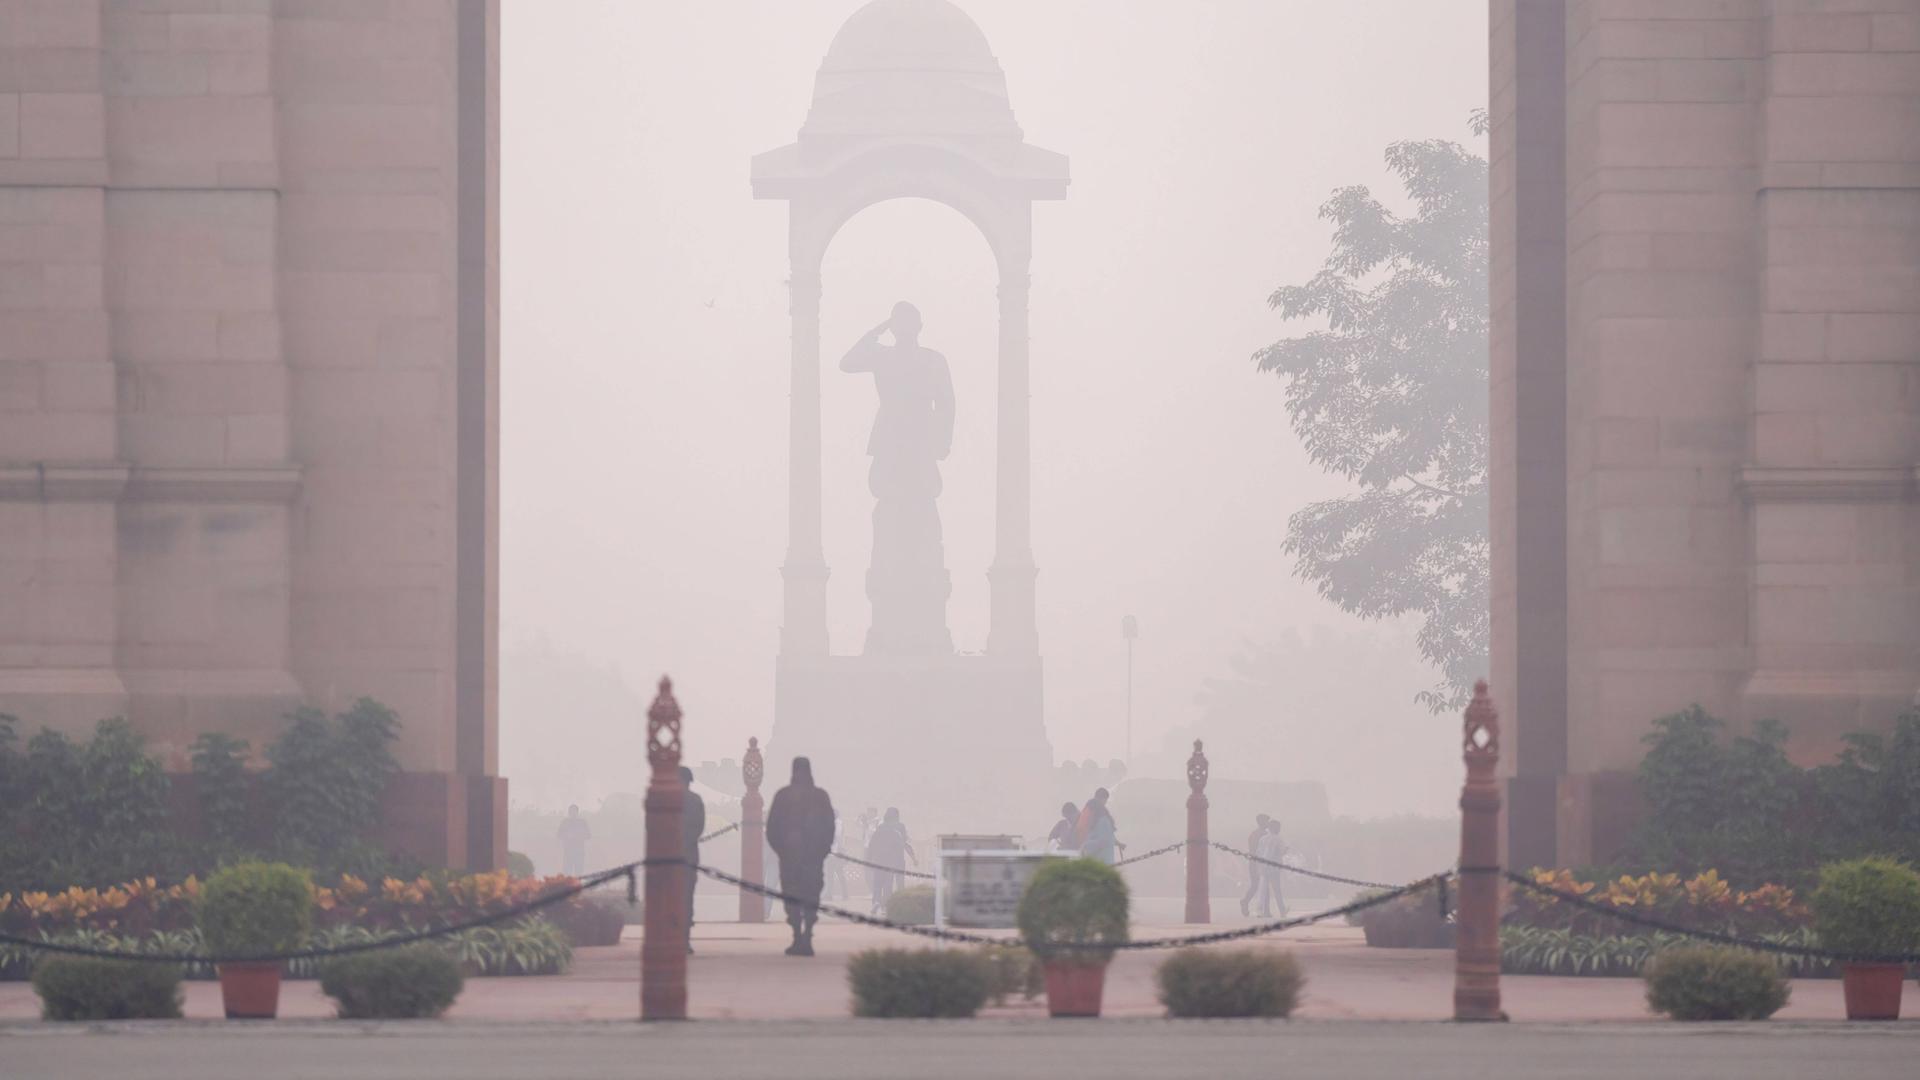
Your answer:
[840,316,892,374]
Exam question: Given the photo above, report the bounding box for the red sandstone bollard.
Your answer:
[739,736,767,923]
[640,677,688,1021]
[1185,739,1210,924]
[1453,680,1505,1022]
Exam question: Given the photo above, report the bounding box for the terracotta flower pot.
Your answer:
[1042,959,1108,1018]
[1839,963,1904,1021]
[217,962,283,1019]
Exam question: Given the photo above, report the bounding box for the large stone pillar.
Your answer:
[780,251,829,658]
[987,251,1039,656]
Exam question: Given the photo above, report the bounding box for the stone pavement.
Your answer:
[0,916,1880,1023]
[3,1020,1918,1080]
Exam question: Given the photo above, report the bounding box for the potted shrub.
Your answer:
[1809,856,1920,1020]
[197,861,313,1019]
[1015,858,1129,1018]
[1642,945,1789,1021]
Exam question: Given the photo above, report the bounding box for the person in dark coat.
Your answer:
[765,756,836,956]
[678,765,706,953]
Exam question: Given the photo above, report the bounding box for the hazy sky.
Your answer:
[500,1,1488,817]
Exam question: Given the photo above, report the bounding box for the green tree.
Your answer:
[1253,115,1488,711]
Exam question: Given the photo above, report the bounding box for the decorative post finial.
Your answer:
[647,677,683,777]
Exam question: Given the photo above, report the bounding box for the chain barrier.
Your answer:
[1211,841,1401,891]
[0,859,660,966]
[698,861,1451,951]
[1503,871,1920,966]
[829,850,935,880]
[698,822,739,843]
[1111,840,1184,867]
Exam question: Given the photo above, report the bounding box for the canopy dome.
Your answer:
[822,0,999,76]
[803,0,1017,139]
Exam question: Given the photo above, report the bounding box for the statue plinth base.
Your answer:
[770,652,1052,836]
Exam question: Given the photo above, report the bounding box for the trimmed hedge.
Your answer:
[977,943,1043,1005]
[1015,859,1129,966]
[319,944,464,1019]
[847,948,994,1018]
[1155,948,1304,1018]
[1643,945,1789,1021]
[883,885,935,926]
[1808,856,1920,958]
[197,861,312,956]
[32,956,182,1021]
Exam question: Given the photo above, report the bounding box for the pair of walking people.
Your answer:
[1239,813,1288,918]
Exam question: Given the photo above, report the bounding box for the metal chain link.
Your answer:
[699,822,740,843]
[1210,841,1401,891]
[698,861,1450,951]
[829,850,935,880]
[1112,840,1184,867]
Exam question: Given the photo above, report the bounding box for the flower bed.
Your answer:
[1509,868,1809,937]
[1500,926,1833,979]
[1,868,606,980]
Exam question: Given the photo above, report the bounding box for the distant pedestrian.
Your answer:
[1239,813,1272,916]
[558,804,591,876]
[1080,789,1119,864]
[1254,818,1287,918]
[765,757,836,956]
[864,807,916,914]
[678,766,705,953]
[1047,802,1080,853]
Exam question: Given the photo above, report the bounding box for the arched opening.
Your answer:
[818,196,1001,654]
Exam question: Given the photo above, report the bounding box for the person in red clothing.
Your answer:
[765,757,837,957]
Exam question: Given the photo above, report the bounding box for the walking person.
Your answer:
[557,804,591,877]
[765,757,836,957]
[1046,802,1080,853]
[677,766,705,953]
[1239,813,1272,916]
[864,807,916,915]
[1080,789,1119,864]
[1254,817,1288,918]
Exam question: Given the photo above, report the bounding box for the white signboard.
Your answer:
[937,850,1060,929]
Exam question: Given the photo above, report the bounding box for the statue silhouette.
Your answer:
[841,301,955,655]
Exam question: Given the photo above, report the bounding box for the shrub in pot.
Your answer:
[883,884,936,926]
[548,896,626,947]
[319,944,464,1019]
[1350,888,1454,949]
[1809,856,1920,1020]
[1642,945,1789,1021]
[1015,858,1129,1018]
[32,956,183,1021]
[1155,948,1304,1018]
[197,861,313,1019]
[846,948,993,1018]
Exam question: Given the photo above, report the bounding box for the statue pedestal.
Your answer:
[771,652,1052,836]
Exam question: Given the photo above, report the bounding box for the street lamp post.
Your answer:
[1120,615,1138,767]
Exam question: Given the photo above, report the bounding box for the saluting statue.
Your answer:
[841,301,955,655]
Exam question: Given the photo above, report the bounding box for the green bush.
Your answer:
[32,956,182,1020]
[198,861,313,957]
[1809,856,1920,957]
[506,851,536,878]
[976,943,1043,1005]
[1015,858,1129,967]
[190,732,253,852]
[847,948,994,1018]
[1643,945,1790,1021]
[1155,948,1304,1018]
[265,699,399,858]
[443,916,572,976]
[548,896,626,947]
[319,944,464,1019]
[884,884,935,926]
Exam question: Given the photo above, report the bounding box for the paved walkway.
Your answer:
[4,1020,1917,1080]
[0,918,1880,1023]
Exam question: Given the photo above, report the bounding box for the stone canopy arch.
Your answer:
[753,0,1067,661]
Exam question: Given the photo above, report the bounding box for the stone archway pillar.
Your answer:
[779,241,829,658]
[988,252,1039,656]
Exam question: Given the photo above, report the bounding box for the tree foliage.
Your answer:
[1255,119,1488,711]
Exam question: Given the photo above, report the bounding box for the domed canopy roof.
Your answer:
[821,0,999,76]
